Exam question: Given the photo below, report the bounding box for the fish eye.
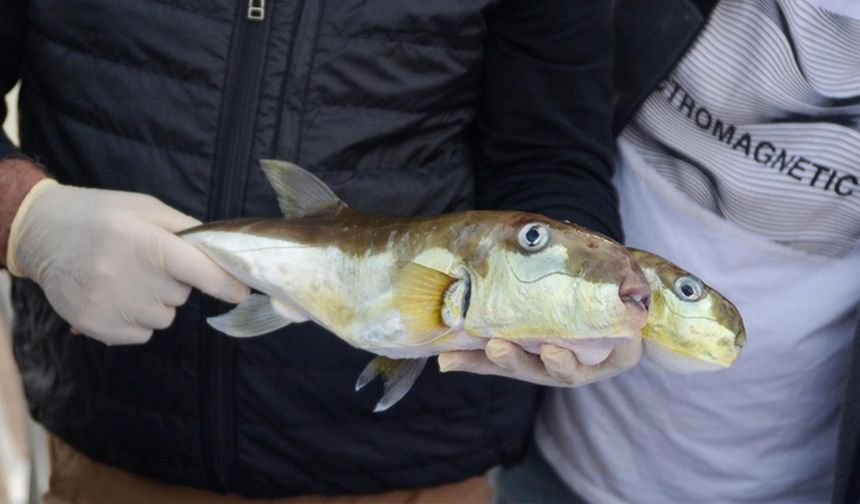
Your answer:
[673,275,705,302]
[517,222,549,252]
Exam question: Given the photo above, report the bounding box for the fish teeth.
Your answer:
[621,292,650,312]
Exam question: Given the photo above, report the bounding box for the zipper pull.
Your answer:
[247,0,265,21]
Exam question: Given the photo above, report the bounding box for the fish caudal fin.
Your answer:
[394,262,461,344]
[259,159,348,218]
[207,294,296,337]
[355,356,428,412]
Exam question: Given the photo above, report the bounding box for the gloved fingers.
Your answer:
[71,301,174,343]
[104,326,154,346]
[75,317,153,346]
[134,194,202,233]
[136,265,194,307]
[152,279,192,308]
[155,231,250,304]
[134,305,178,331]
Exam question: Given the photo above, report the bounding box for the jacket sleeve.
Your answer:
[476,0,622,241]
[0,0,27,159]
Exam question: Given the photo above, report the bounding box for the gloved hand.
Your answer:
[437,335,642,387]
[6,179,250,345]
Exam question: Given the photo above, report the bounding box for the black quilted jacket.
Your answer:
[0,0,630,497]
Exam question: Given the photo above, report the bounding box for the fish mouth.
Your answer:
[621,292,651,312]
[619,276,651,314]
[734,327,746,349]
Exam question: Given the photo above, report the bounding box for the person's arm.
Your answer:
[0,0,47,266]
[0,159,46,268]
[474,0,620,239]
[439,0,642,386]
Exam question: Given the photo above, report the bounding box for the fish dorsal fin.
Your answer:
[355,356,428,412]
[394,262,459,344]
[259,159,348,218]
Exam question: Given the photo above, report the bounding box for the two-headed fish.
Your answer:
[181,160,743,411]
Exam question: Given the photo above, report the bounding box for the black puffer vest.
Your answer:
[12,0,538,497]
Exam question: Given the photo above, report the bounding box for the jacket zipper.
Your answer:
[247,0,265,21]
[202,0,271,491]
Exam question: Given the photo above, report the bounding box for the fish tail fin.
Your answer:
[355,356,428,412]
[207,294,301,337]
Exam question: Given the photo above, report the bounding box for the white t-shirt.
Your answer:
[536,0,860,502]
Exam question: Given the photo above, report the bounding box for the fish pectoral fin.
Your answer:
[270,298,310,324]
[259,159,348,218]
[394,262,458,344]
[355,356,428,412]
[207,294,293,337]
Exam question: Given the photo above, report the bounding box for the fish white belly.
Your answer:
[185,230,409,347]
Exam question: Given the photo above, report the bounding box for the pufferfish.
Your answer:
[180,160,744,411]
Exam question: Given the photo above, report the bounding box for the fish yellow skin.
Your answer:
[183,211,650,359]
[630,248,745,372]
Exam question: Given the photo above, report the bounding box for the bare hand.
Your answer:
[437,336,643,387]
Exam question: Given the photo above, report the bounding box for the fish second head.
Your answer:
[459,212,650,346]
[629,248,745,373]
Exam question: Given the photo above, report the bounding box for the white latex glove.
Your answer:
[6,180,250,345]
[438,336,643,387]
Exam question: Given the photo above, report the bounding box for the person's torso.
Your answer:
[538,0,860,502]
[12,0,539,497]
